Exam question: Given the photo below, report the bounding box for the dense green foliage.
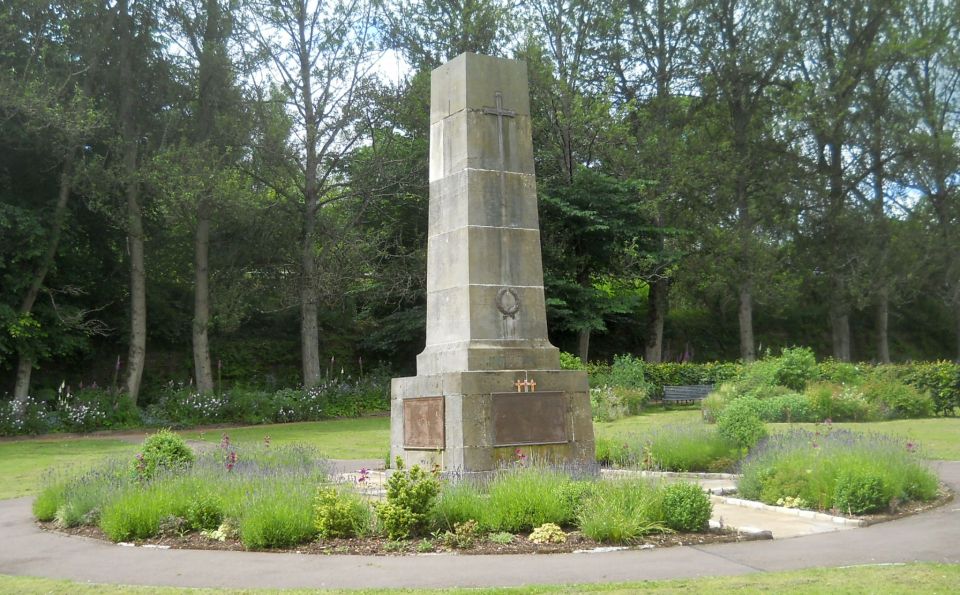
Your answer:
[661,482,713,532]
[3,0,960,411]
[375,459,441,540]
[132,429,195,481]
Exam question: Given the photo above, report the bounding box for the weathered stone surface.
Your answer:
[390,53,594,473]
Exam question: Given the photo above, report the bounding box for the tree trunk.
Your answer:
[13,159,74,403]
[119,0,146,403]
[739,283,756,362]
[578,328,590,362]
[192,206,215,393]
[644,277,667,363]
[829,299,851,362]
[955,299,960,363]
[876,287,890,363]
[300,233,322,387]
[296,8,322,388]
[13,358,33,402]
[124,173,147,402]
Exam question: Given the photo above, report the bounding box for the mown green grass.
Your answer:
[182,416,391,459]
[1,563,958,593]
[768,417,960,460]
[595,409,960,460]
[0,438,137,499]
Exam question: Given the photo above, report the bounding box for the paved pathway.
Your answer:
[1,463,958,590]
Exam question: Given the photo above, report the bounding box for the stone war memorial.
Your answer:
[391,53,595,472]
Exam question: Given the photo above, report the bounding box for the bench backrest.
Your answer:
[662,385,715,400]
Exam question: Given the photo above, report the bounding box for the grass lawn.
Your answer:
[599,408,960,460]
[0,437,137,499]
[1,563,958,593]
[768,418,960,460]
[181,415,391,459]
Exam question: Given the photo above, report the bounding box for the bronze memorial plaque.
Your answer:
[493,392,568,446]
[403,396,445,449]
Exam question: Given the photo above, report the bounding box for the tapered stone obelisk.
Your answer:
[391,53,594,473]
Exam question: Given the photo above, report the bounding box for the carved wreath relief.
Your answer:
[496,287,521,319]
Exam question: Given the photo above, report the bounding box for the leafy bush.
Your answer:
[604,354,651,390]
[186,492,223,531]
[0,396,52,436]
[755,392,817,423]
[716,397,767,450]
[314,486,372,538]
[559,351,587,370]
[439,519,482,549]
[701,383,737,423]
[132,429,194,481]
[892,361,960,415]
[661,482,712,532]
[833,470,889,515]
[773,347,819,391]
[528,522,566,544]
[589,385,647,422]
[818,359,865,385]
[860,381,934,419]
[375,460,440,539]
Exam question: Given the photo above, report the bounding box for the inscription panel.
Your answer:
[403,397,445,450]
[493,391,568,446]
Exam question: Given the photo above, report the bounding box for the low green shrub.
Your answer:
[576,479,666,543]
[817,359,866,385]
[314,486,372,538]
[186,492,223,531]
[430,481,487,531]
[528,522,566,544]
[716,397,767,450]
[594,435,634,467]
[239,485,316,549]
[755,392,817,423]
[589,385,646,422]
[860,381,934,419]
[439,519,482,549]
[661,482,712,532]
[32,480,69,522]
[738,428,938,513]
[375,460,440,540]
[773,347,819,392]
[701,383,737,423]
[892,361,960,415]
[133,429,194,481]
[833,469,890,515]
[636,423,738,473]
[485,467,577,532]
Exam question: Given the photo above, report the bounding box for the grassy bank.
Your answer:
[1,563,958,593]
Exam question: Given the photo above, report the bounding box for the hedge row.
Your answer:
[564,353,959,416]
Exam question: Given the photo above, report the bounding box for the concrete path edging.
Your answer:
[0,463,957,590]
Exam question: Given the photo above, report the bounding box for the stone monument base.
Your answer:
[390,370,595,472]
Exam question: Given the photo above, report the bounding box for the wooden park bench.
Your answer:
[662,384,715,405]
